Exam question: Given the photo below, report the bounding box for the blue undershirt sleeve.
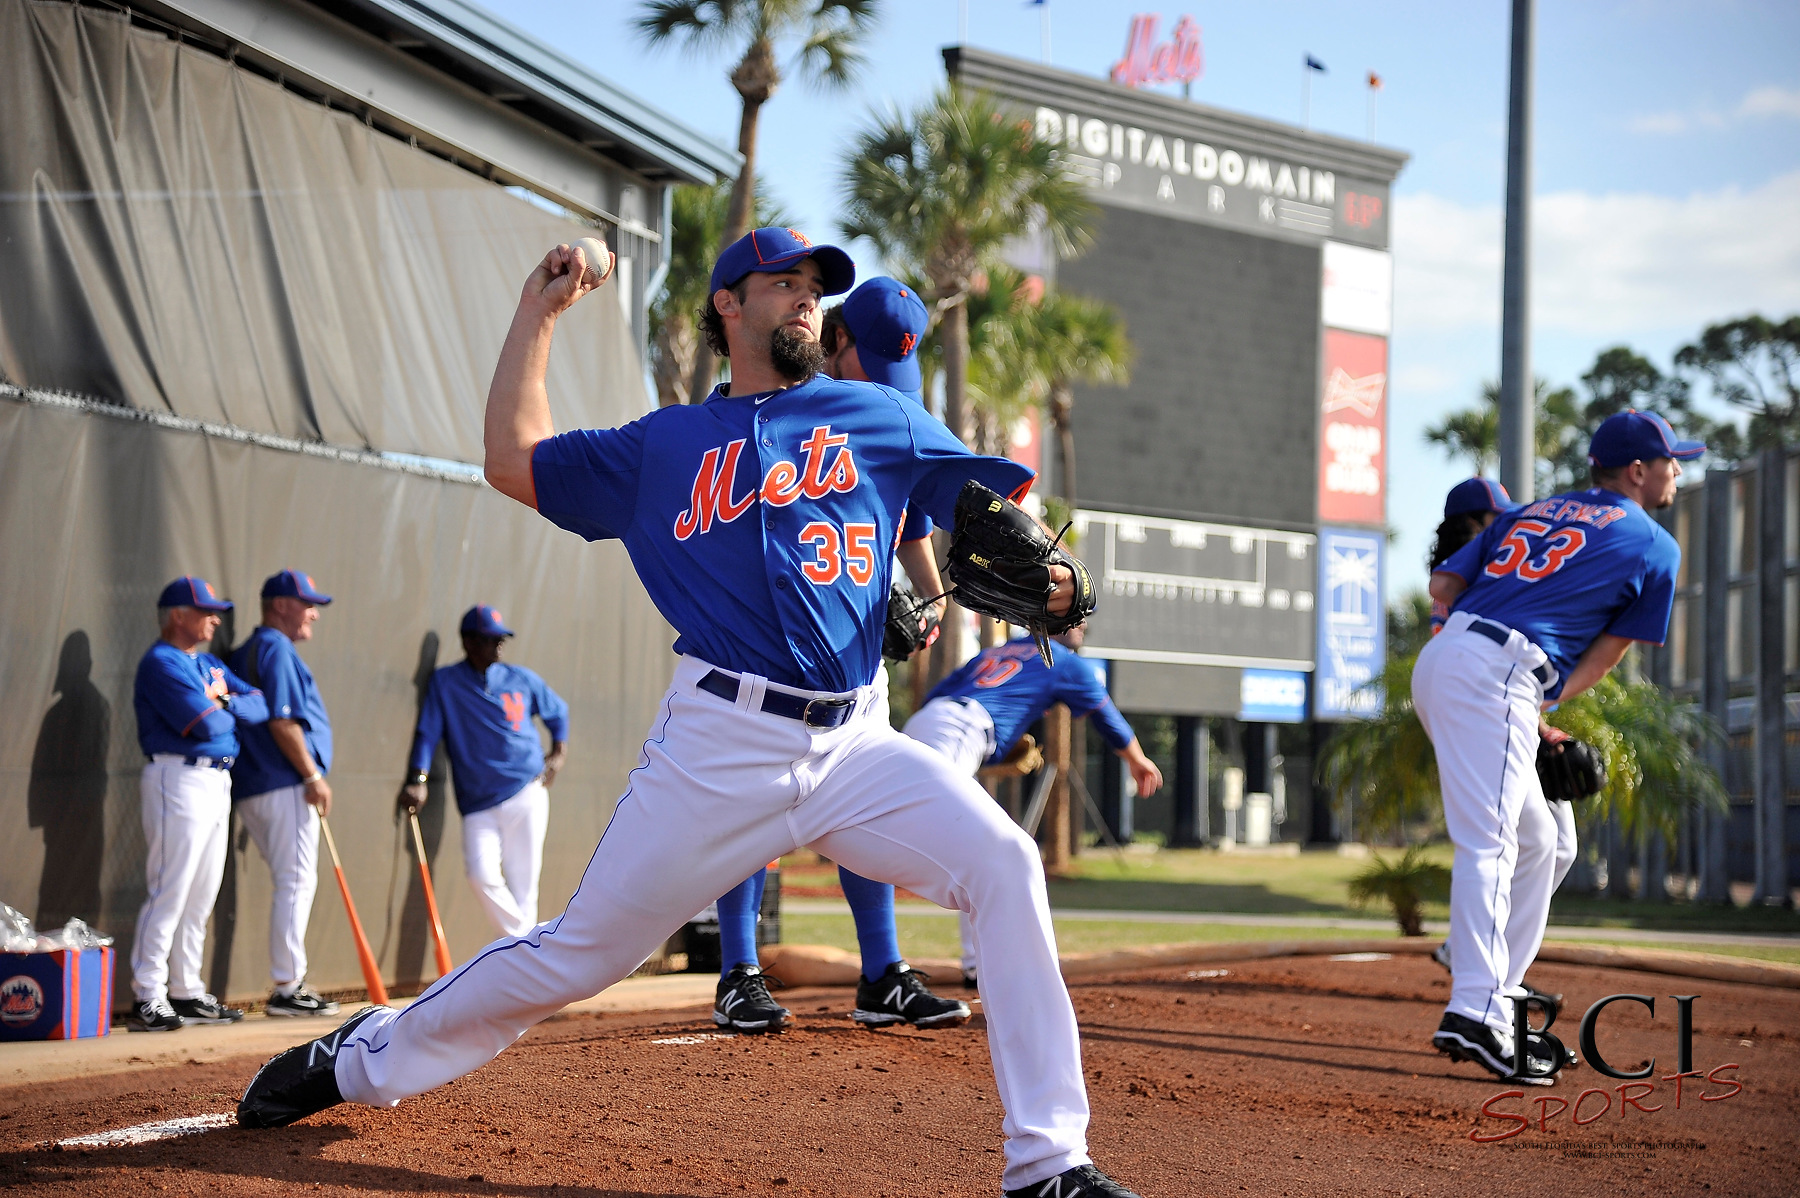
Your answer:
[409,677,445,776]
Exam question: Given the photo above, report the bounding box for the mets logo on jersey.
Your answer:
[674,425,860,540]
[500,691,528,731]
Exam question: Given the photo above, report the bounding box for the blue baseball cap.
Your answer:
[1587,409,1706,468]
[261,568,333,605]
[460,605,514,638]
[157,575,232,612]
[1444,478,1515,519]
[709,227,855,297]
[842,277,928,393]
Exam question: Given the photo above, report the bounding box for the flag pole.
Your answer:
[1041,1,1051,64]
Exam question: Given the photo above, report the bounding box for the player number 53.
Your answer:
[1484,518,1588,582]
[799,521,878,586]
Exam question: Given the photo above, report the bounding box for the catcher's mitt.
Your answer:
[882,581,941,661]
[1537,734,1606,801]
[945,481,1096,665]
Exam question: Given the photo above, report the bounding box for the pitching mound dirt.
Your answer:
[1,952,1793,1196]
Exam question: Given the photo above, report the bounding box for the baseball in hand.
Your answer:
[572,236,615,288]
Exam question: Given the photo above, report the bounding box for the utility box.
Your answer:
[0,947,114,1040]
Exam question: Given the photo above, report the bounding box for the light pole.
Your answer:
[1498,0,1535,502]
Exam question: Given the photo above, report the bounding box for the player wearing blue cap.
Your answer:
[399,606,570,938]
[709,276,970,1033]
[129,577,268,1032]
[229,570,341,1017]
[1420,410,1700,1085]
[242,228,1147,1198]
[907,622,1161,985]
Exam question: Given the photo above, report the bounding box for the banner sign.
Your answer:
[1315,526,1385,719]
[1317,328,1387,527]
[1239,669,1308,723]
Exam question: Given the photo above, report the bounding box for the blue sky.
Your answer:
[487,0,1800,595]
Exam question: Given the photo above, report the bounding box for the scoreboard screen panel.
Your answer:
[1074,509,1315,669]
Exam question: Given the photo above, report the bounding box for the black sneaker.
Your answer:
[237,1005,388,1128]
[713,965,790,1033]
[265,987,341,1018]
[1003,1164,1144,1197]
[852,961,971,1028]
[1432,1012,1561,1085]
[1431,941,1451,972]
[961,967,979,990]
[126,999,185,1032]
[171,994,245,1024]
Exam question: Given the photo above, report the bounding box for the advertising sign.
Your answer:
[1317,329,1387,527]
[1321,242,1392,335]
[1239,669,1308,723]
[1315,526,1384,719]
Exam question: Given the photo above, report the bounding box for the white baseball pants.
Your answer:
[460,779,550,938]
[236,784,322,991]
[132,758,231,1004]
[334,656,1090,1191]
[1413,612,1560,1034]
[902,697,1000,973]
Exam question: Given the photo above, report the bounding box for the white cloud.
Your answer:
[1391,171,1800,343]
[1629,83,1800,134]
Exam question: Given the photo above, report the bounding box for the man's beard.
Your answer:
[770,325,825,383]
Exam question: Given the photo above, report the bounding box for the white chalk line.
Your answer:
[56,1112,235,1148]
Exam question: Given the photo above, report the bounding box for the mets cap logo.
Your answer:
[201,579,217,599]
[786,228,812,248]
[0,975,44,1027]
[899,332,918,356]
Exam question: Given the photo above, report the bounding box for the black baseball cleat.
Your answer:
[126,999,185,1032]
[1003,1164,1144,1197]
[265,986,341,1018]
[1432,1012,1561,1085]
[713,964,791,1033]
[237,1004,388,1128]
[171,994,244,1024]
[852,961,971,1028]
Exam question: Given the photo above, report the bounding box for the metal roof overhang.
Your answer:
[126,0,741,232]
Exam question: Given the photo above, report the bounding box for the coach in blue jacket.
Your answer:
[400,606,570,937]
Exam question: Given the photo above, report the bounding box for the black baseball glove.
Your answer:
[1537,734,1607,801]
[882,581,941,661]
[945,481,1097,665]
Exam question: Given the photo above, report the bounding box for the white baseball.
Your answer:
[572,236,615,287]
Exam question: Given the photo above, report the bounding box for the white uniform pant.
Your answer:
[903,697,1000,973]
[334,656,1089,1191]
[236,784,322,990]
[132,759,231,1004]
[1414,613,1559,1034]
[460,780,550,938]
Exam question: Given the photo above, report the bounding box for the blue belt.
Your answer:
[698,669,857,729]
[1465,618,1557,688]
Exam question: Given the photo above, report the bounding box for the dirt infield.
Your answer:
[1,952,1794,1196]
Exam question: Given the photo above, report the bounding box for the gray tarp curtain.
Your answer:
[0,2,680,1002]
[0,0,633,461]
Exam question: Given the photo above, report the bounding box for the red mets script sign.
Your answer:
[1110,14,1203,90]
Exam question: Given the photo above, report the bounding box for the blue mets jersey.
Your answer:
[229,626,334,799]
[929,637,1136,763]
[133,641,268,760]
[409,661,570,815]
[532,375,1033,692]
[1438,487,1681,697]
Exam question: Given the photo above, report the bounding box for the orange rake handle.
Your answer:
[319,815,390,1007]
[408,810,454,979]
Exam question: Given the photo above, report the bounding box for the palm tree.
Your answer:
[1347,845,1451,936]
[638,0,880,402]
[841,85,1097,443]
[649,182,791,406]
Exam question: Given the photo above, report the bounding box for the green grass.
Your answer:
[1543,937,1800,966]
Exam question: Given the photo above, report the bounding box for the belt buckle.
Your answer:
[801,697,847,729]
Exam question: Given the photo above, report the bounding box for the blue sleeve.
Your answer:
[1056,657,1135,751]
[1605,531,1680,644]
[409,675,445,775]
[532,673,570,742]
[141,653,230,740]
[222,664,269,725]
[530,418,651,542]
[899,399,1035,531]
[1438,516,1504,583]
[899,504,933,543]
[256,638,305,725]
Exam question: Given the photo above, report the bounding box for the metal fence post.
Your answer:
[1755,449,1789,906]
[1700,467,1733,903]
